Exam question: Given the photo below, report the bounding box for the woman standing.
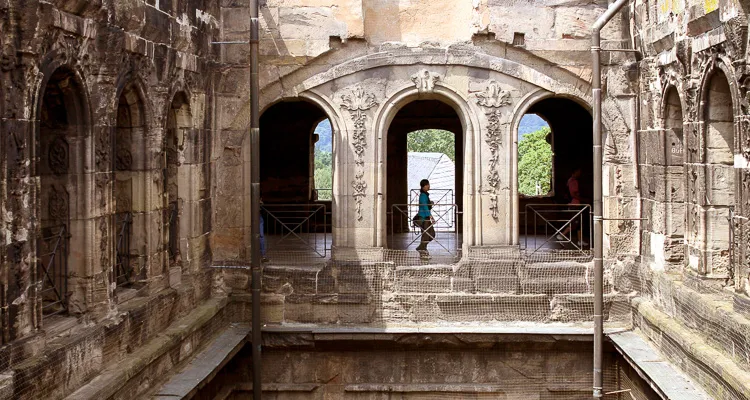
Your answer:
[416,179,435,258]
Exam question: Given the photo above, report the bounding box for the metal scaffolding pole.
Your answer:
[591,0,630,397]
[249,0,262,398]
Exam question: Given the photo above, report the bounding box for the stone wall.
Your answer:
[209,0,639,257]
[0,0,219,396]
[635,0,750,290]
[194,333,658,400]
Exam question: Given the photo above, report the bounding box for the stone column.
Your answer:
[333,86,379,255]
[472,80,515,246]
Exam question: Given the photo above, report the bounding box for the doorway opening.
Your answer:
[113,83,146,290]
[386,100,463,257]
[518,98,593,254]
[695,69,735,276]
[259,100,332,260]
[37,68,89,317]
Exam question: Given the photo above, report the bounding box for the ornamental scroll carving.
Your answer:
[340,87,378,221]
[475,80,511,221]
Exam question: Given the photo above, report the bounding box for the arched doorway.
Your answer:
[37,67,90,316]
[164,92,193,275]
[694,69,735,276]
[259,100,333,259]
[517,97,593,252]
[663,87,685,266]
[385,100,464,257]
[113,83,147,290]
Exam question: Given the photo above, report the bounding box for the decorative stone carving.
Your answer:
[96,174,109,208]
[411,69,441,93]
[351,170,367,222]
[48,135,69,175]
[95,130,111,171]
[1,43,17,72]
[484,110,503,220]
[48,185,69,222]
[475,80,511,221]
[340,87,378,221]
[121,51,155,82]
[115,147,132,171]
[99,217,109,273]
[476,81,511,108]
[340,87,377,162]
[723,17,748,59]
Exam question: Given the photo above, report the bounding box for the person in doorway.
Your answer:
[557,168,587,246]
[416,179,436,258]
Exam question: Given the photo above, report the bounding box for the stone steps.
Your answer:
[274,292,632,324]
[390,260,599,295]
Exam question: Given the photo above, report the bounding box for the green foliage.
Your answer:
[314,148,332,200]
[518,127,552,196]
[406,129,455,161]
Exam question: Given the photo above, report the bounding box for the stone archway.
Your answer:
[693,69,736,276]
[373,83,479,252]
[258,99,334,259]
[37,67,90,316]
[385,99,464,254]
[663,86,685,267]
[165,92,194,275]
[113,82,147,290]
[514,97,594,251]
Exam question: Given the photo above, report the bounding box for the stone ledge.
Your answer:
[647,272,750,371]
[64,297,228,400]
[153,323,249,399]
[632,298,750,400]
[609,330,711,400]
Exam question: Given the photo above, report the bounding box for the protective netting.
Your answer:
[259,247,632,328]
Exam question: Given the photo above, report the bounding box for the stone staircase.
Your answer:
[261,256,632,325]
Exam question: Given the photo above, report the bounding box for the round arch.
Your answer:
[510,92,594,247]
[693,56,739,275]
[373,82,481,249]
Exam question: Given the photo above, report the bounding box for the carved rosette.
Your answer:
[475,80,511,221]
[340,87,378,221]
[411,70,441,93]
[48,136,69,175]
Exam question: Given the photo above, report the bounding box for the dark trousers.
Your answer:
[416,218,435,250]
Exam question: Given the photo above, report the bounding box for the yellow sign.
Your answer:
[704,0,719,13]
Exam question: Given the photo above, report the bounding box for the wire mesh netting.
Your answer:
[257,247,633,328]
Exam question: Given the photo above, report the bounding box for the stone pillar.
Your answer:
[211,3,252,265]
[334,86,379,252]
[472,80,515,246]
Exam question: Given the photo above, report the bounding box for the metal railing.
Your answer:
[409,189,454,208]
[38,225,68,316]
[523,204,592,255]
[114,212,133,286]
[389,203,460,255]
[261,204,329,258]
[406,190,457,231]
